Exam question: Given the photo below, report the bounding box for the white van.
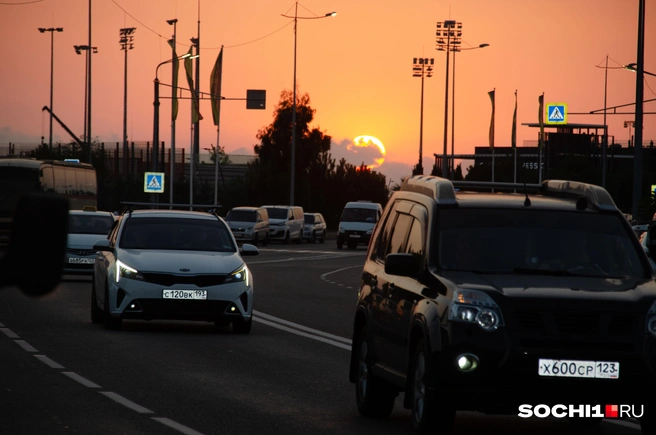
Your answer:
[262,205,304,244]
[337,201,382,249]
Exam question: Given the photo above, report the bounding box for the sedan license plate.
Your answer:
[538,359,619,379]
[349,234,361,238]
[163,290,207,300]
[68,258,95,264]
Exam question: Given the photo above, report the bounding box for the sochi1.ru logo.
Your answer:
[518,404,644,418]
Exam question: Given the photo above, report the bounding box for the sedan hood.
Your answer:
[67,233,108,249]
[117,249,243,274]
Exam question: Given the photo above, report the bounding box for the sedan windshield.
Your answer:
[340,208,377,223]
[436,209,646,278]
[226,210,256,222]
[68,214,114,235]
[119,217,236,252]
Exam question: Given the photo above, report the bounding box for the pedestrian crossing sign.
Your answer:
[546,103,568,124]
[144,172,165,193]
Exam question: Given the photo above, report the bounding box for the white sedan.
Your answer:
[92,208,258,333]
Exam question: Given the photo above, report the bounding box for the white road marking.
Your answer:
[1,328,19,338]
[320,265,362,279]
[254,317,352,351]
[15,340,37,352]
[152,417,205,435]
[100,391,153,414]
[254,310,351,345]
[34,355,64,369]
[62,372,101,388]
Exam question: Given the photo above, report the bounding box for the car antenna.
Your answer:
[523,183,531,207]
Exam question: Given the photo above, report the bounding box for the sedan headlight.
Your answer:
[116,259,144,283]
[645,301,656,337]
[448,289,504,331]
[224,264,250,286]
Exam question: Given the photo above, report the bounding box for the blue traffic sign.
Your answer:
[546,103,568,124]
[144,172,165,193]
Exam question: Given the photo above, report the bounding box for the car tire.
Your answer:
[102,284,122,331]
[310,231,317,243]
[90,277,102,324]
[337,241,343,249]
[262,233,269,246]
[253,233,259,246]
[320,230,326,243]
[283,232,290,245]
[233,317,252,334]
[410,338,455,434]
[296,232,303,244]
[354,325,396,418]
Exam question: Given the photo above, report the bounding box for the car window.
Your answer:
[436,208,645,278]
[405,218,424,257]
[304,215,314,224]
[264,208,288,220]
[386,213,413,257]
[119,217,236,252]
[341,207,378,223]
[68,214,114,235]
[226,210,256,222]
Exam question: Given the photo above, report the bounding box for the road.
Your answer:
[0,242,642,434]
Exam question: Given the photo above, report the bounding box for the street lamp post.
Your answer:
[119,27,136,175]
[281,4,336,206]
[39,27,63,150]
[167,19,178,206]
[447,43,489,178]
[412,57,434,176]
[74,45,97,163]
[625,120,635,146]
[436,20,461,178]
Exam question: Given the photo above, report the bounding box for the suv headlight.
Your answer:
[224,265,250,286]
[645,301,656,337]
[339,227,345,234]
[116,259,144,283]
[448,289,504,331]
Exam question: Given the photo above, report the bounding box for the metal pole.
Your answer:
[602,55,608,188]
[290,2,298,205]
[153,78,159,173]
[49,30,54,150]
[193,7,200,168]
[442,31,451,178]
[83,49,88,156]
[88,2,92,162]
[632,0,645,221]
[170,20,177,206]
[450,49,456,178]
[123,47,129,174]
[418,64,425,175]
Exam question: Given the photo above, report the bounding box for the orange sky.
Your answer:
[1,0,655,184]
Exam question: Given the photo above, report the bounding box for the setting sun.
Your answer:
[351,135,386,169]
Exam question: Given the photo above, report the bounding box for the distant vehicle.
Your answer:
[92,206,258,333]
[337,201,382,250]
[262,205,304,244]
[64,207,116,275]
[634,224,650,238]
[225,206,269,245]
[303,212,327,243]
[0,158,97,250]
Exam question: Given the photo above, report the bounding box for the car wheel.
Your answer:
[410,338,455,434]
[233,317,252,334]
[102,284,122,330]
[337,241,343,250]
[90,277,102,324]
[262,234,269,246]
[310,231,317,243]
[283,231,290,245]
[253,233,259,246]
[320,230,326,243]
[354,325,396,418]
[296,232,303,244]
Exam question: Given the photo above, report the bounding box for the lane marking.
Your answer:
[254,310,351,345]
[15,340,38,352]
[34,355,64,369]
[1,328,19,338]
[152,417,205,435]
[320,265,362,279]
[62,372,101,389]
[100,391,154,414]
[247,253,361,265]
[254,317,351,351]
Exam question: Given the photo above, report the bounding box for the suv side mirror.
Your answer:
[385,253,418,277]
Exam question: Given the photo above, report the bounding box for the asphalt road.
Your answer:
[0,241,643,434]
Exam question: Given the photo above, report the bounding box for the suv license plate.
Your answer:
[163,290,207,300]
[538,359,619,379]
[349,234,361,238]
[69,258,94,264]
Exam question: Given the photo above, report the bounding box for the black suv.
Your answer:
[349,175,656,434]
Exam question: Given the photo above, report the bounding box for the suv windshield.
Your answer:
[341,208,377,223]
[120,217,235,252]
[69,214,114,235]
[226,210,256,222]
[265,208,288,220]
[436,209,645,278]
[304,215,315,224]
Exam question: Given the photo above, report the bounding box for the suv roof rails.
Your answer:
[400,175,457,204]
[452,181,542,191]
[540,180,617,211]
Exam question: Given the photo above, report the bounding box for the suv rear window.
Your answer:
[436,208,644,278]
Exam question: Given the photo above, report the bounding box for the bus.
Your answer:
[0,158,97,249]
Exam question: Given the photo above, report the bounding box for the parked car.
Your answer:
[262,205,304,244]
[349,176,656,434]
[303,212,327,243]
[337,201,382,250]
[225,206,269,245]
[64,207,116,275]
[92,207,258,333]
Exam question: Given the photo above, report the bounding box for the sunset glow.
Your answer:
[351,135,386,169]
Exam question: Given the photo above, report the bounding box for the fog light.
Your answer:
[456,354,479,372]
[130,303,136,309]
[230,306,236,312]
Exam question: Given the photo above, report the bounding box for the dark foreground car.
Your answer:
[349,176,656,434]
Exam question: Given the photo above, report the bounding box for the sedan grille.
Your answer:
[66,248,97,256]
[141,273,227,287]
